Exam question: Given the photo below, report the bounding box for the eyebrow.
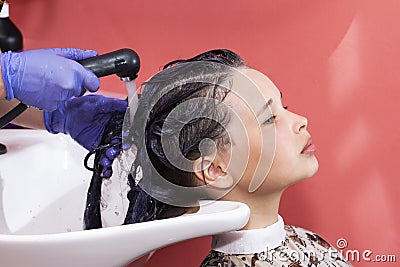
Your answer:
[257,98,273,117]
[257,91,283,117]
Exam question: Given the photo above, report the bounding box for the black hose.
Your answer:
[0,102,27,128]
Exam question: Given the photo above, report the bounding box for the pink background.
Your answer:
[8,0,400,266]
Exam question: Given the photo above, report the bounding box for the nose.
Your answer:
[294,114,308,134]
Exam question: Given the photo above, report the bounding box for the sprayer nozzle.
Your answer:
[78,48,140,80]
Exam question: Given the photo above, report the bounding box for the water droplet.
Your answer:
[104,179,112,186]
[100,199,108,209]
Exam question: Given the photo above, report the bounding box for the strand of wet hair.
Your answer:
[163,49,245,69]
[83,105,167,228]
[83,110,126,230]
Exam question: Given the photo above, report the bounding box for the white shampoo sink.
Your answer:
[0,130,249,267]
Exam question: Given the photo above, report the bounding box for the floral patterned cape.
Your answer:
[200,225,352,267]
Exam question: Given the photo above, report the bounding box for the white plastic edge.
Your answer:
[0,2,9,18]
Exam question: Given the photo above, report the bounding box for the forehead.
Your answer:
[227,68,281,112]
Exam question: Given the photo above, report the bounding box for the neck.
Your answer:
[224,189,283,230]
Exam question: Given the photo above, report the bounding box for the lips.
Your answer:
[301,138,316,154]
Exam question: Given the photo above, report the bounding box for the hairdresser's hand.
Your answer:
[44,94,127,151]
[0,48,100,111]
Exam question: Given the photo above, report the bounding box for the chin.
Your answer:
[293,156,319,183]
[305,156,319,178]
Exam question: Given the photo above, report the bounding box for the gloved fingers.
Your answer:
[51,48,100,92]
[57,85,81,106]
[63,94,98,112]
[61,66,100,97]
[49,48,99,61]
[122,142,132,150]
[81,68,100,92]
[102,168,113,178]
[100,99,128,113]
[100,156,113,167]
[105,147,120,160]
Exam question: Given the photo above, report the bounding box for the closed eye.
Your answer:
[263,115,276,125]
[263,106,288,125]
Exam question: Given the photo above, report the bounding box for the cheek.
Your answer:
[229,126,261,182]
[267,127,298,179]
[230,123,277,191]
[275,129,297,159]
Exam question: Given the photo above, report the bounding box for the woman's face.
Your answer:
[223,68,319,194]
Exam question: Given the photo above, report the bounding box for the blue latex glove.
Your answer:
[1,48,100,111]
[44,94,128,151]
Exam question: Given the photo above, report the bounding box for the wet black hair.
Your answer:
[83,49,246,229]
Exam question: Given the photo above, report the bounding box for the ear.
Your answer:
[193,156,234,189]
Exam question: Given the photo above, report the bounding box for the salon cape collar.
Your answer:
[211,215,285,254]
